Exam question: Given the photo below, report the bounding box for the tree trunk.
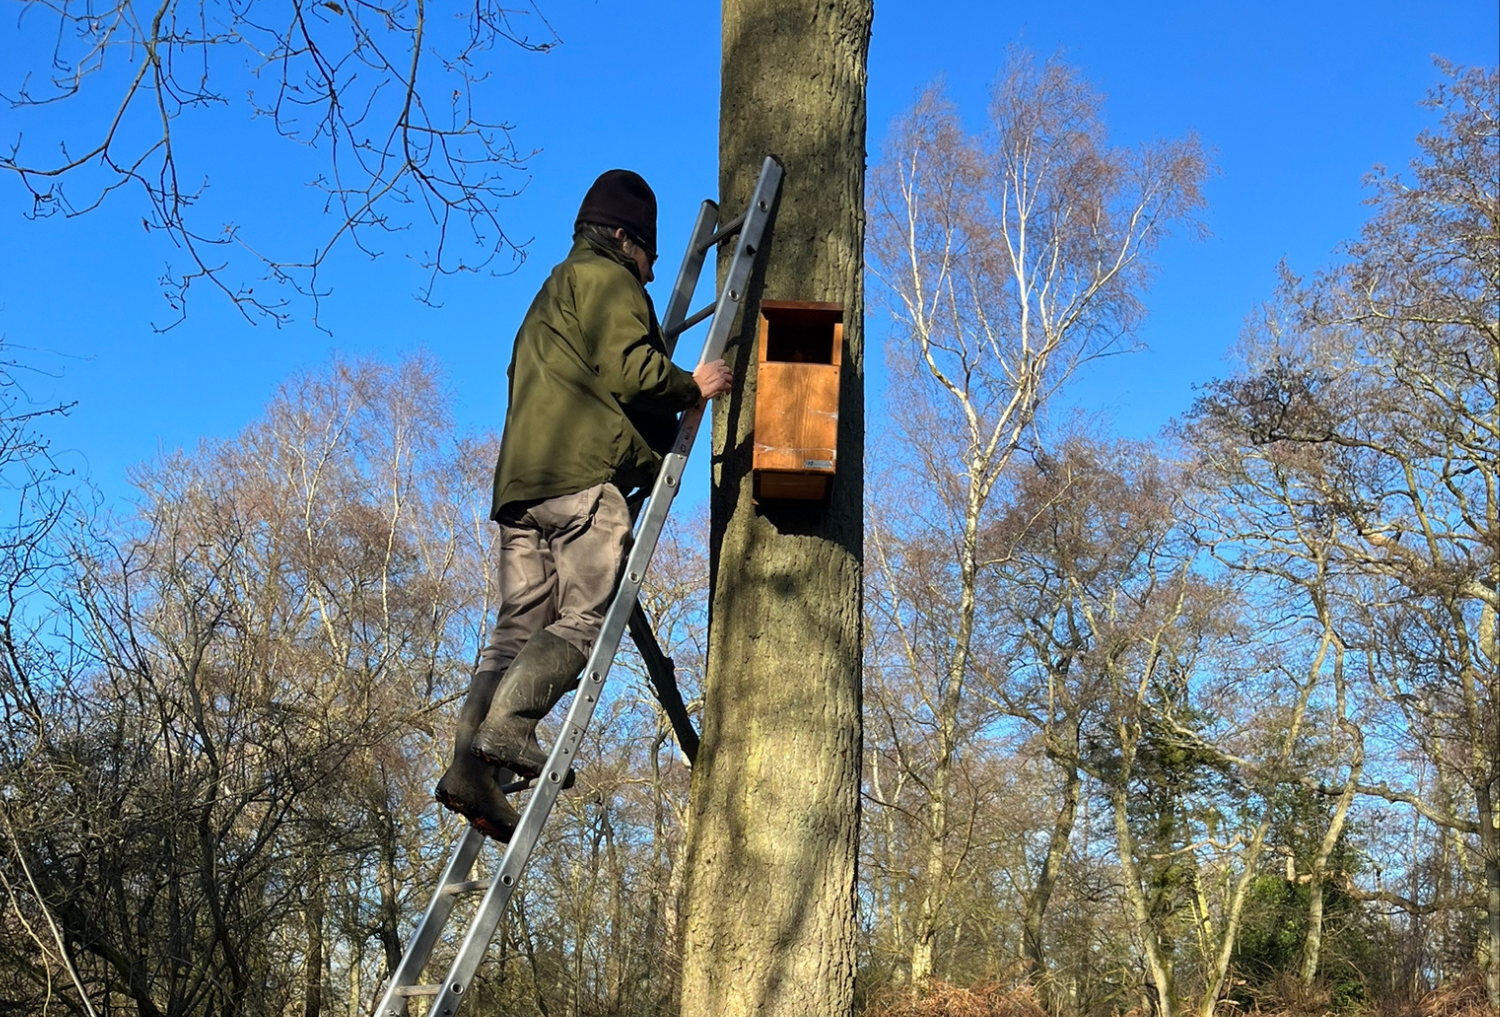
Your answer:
[346,943,362,1017]
[303,861,325,1017]
[1023,752,1081,1003]
[909,781,948,983]
[1477,779,1500,1010]
[678,2,871,1015]
[1111,760,1176,1017]
[1301,687,1362,988]
[1473,599,1499,1009]
[1197,818,1271,1017]
[911,531,980,984]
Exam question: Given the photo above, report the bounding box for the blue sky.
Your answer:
[1,0,1495,511]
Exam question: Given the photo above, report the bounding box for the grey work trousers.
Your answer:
[476,482,633,676]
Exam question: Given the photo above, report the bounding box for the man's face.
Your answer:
[628,240,655,284]
[614,227,655,284]
[630,243,655,284]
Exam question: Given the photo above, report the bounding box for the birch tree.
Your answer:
[865,52,1207,985]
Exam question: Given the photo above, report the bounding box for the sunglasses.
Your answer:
[631,237,658,266]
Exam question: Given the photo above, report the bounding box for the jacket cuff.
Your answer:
[668,364,701,408]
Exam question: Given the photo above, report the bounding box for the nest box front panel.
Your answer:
[751,300,844,501]
[754,361,840,474]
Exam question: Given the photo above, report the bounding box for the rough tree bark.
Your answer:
[677,2,871,1015]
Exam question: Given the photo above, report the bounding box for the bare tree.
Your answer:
[864,51,1207,985]
[0,356,499,1015]
[1186,61,1499,1008]
[1,0,557,326]
[0,347,92,1016]
[980,436,1301,1017]
[1183,311,1376,999]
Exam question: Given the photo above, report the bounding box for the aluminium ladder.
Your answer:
[373,154,784,1017]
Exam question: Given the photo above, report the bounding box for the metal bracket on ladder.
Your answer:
[372,154,783,1017]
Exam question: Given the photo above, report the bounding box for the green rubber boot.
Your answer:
[470,630,587,779]
[434,669,521,841]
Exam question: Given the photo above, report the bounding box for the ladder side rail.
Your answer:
[372,823,488,1017]
[695,155,782,368]
[649,155,783,516]
[647,154,784,492]
[658,200,719,356]
[427,155,783,1017]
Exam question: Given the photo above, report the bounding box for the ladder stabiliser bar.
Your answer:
[373,155,782,1017]
[628,600,699,764]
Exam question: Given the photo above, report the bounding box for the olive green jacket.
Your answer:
[490,237,700,518]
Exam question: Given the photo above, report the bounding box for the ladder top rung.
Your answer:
[393,984,442,997]
[441,878,493,896]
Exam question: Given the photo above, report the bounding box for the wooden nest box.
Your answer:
[752,300,843,502]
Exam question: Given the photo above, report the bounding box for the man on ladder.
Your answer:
[435,169,734,842]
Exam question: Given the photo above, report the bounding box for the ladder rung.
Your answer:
[500,767,576,794]
[441,878,493,896]
[393,984,441,997]
[696,211,746,254]
[666,302,716,339]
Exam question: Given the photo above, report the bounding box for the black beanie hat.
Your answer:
[575,169,658,255]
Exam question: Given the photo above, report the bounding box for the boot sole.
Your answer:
[470,744,540,778]
[434,788,517,843]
